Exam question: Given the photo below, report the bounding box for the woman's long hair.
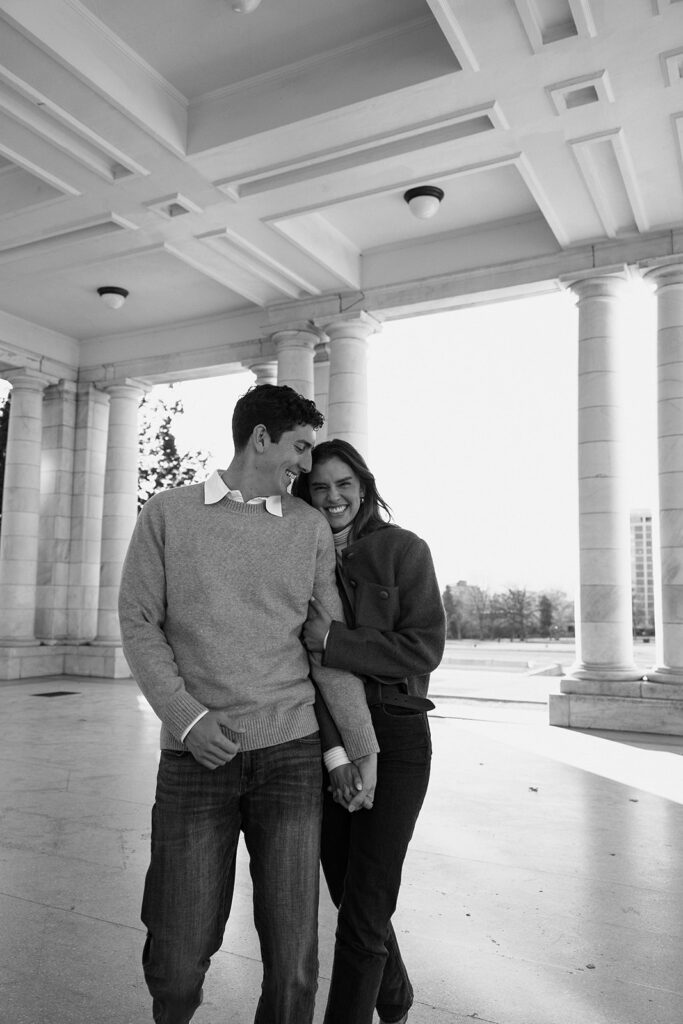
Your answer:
[293,438,392,542]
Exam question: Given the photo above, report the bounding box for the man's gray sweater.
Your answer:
[118,483,378,760]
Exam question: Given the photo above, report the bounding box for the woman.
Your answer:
[294,439,446,1024]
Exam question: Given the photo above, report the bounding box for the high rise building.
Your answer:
[630,510,655,634]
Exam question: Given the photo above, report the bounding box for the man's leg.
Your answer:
[241,734,323,1024]
[141,750,242,1024]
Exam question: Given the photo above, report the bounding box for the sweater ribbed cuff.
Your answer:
[164,690,209,742]
[339,723,379,761]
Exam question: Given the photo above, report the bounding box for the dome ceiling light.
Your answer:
[231,0,263,12]
[403,185,445,220]
[97,286,129,310]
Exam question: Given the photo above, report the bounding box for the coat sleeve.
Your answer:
[323,534,446,682]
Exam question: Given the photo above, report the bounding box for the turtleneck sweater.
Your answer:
[118,482,378,760]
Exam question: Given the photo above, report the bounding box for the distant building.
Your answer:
[630,510,655,634]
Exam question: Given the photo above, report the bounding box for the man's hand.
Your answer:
[344,753,377,813]
[184,710,244,769]
[302,596,334,653]
[328,763,363,808]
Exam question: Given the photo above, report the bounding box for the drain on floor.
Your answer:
[32,691,80,697]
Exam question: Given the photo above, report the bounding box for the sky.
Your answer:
[168,278,659,598]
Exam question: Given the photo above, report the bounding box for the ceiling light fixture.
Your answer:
[231,0,263,12]
[97,286,129,310]
[403,185,445,220]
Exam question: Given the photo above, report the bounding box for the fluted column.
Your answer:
[322,312,381,456]
[0,370,50,642]
[67,384,110,642]
[564,276,640,682]
[314,341,330,442]
[273,329,317,398]
[36,380,77,642]
[243,358,277,387]
[645,264,683,683]
[94,381,147,644]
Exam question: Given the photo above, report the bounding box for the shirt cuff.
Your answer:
[323,628,330,650]
[323,746,351,771]
[180,708,209,741]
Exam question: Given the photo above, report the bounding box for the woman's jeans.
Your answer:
[141,733,323,1024]
[321,706,432,1024]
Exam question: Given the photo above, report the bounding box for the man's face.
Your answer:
[258,423,316,495]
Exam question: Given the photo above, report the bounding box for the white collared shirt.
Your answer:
[204,468,284,516]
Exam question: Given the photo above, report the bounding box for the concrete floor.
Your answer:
[2,675,683,1024]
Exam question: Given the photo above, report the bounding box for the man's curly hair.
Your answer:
[232,383,324,451]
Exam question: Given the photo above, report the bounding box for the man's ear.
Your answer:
[251,423,269,452]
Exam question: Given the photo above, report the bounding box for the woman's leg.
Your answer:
[322,709,431,1024]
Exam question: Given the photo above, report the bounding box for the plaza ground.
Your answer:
[2,644,682,1024]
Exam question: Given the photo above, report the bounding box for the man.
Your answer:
[119,384,378,1024]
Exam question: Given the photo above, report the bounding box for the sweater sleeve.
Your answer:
[118,496,208,741]
[324,534,446,682]
[307,525,378,760]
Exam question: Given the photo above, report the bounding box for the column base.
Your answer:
[550,689,683,735]
[0,643,132,681]
[645,666,683,685]
[563,663,644,683]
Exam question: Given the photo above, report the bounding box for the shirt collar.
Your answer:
[204,469,283,517]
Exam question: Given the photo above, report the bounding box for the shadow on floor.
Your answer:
[2,676,683,1024]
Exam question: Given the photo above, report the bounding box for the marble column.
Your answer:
[273,329,317,399]
[243,358,277,387]
[94,381,146,644]
[0,370,50,642]
[314,341,330,441]
[564,276,640,683]
[322,312,380,456]
[35,380,77,642]
[645,264,683,684]
[67,384,110,643]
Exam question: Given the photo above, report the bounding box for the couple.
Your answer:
[119,384,446,1024]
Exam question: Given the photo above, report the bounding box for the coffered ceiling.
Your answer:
[1,0,682,378]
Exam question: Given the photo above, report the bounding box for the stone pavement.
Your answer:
[2,672,683,1024]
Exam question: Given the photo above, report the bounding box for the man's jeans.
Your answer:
[320,707,431,1024]
[141,733,323,1024]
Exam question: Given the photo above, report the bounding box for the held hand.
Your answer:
[328,763,363,808]
[302,595,334,653]
[345,753,377,813]
[184,710,245,770]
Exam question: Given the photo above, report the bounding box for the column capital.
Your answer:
[317,311,382,340]
[2,367,53,392]
[563,273,630,302]
[97,378,150,399]
[641,260,683,289]
[271,326,322,349]
[44,379,78,400]
[314,341,330,363]
[242,358,277,386]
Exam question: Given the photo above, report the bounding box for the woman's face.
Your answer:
[308,456,364,533]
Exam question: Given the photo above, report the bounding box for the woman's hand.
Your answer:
[328,763,363,807]
[329,755,376,813]
[303,595,334,653]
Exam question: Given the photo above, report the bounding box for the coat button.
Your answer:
[379,590,389,599]
[350,579,357,587]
